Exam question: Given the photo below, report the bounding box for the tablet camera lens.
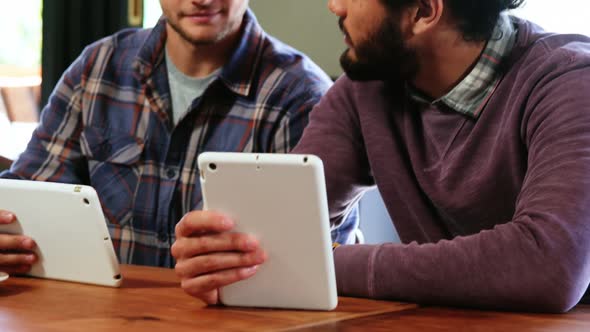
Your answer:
[303,156,308,163]
[83,198,90,206]
[209,163,217,171]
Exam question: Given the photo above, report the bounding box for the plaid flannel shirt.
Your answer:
[1,10,353,267]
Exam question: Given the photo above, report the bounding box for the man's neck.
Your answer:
[411,30,486,99]
[165,25,240,78]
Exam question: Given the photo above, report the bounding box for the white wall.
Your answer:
[249,0,343,77]
[511,0,590,36]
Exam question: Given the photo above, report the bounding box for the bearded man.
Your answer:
[172,0,590,312]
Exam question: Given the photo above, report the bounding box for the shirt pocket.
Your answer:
[80,126,144,227]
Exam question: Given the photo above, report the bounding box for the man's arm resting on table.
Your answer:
[333,69,590,313]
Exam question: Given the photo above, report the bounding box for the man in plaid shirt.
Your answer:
[0,1,358,271]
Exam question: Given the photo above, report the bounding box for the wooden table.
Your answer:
[296,305,590,332]
[2,265,589,331]
[0,264,415,331]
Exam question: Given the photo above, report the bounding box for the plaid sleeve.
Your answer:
[2,49,89,184]
[269,77,331,154]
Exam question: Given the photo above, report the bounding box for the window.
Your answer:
[0,1,42,125]
[0,1,42,160]
[143,0,162,29]
[0,1,42,86]
[511,0,590,36]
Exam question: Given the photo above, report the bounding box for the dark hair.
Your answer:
[382,0,526,42]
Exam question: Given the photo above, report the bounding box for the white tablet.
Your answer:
[198,152,338,310]
[0,179,122,287]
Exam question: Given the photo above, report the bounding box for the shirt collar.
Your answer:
[133,17,167,83]
[133,9,264,98]
[409,14,518,118]
[217,9,265,97]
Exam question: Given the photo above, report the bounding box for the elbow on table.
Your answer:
[526,263,589,313]
[535,287,586,313]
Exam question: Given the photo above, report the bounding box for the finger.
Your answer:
[0,210,16,224]
[184,289,219,305]
[175,249,267,279]
[0,235,37,251]
[171,232,260,259]
[0,252,37,266]
[1,264,33,275]
[176,211,234,238]
[180,266,259,300]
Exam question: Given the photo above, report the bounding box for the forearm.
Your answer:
[334,216,589,312]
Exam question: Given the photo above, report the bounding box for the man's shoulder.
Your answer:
[91,27,151,50]
[257,35,333,90]
[79,27,152,65]
[513,20,590,75]
[527,33,590,62]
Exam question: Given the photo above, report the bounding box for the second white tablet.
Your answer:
[0,179,122,287]
[198,152,338,310]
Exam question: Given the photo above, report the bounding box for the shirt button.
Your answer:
[166,168,177,179]
[158,232,168,242]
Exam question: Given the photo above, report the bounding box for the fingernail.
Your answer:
[258,250,268,263]
[244,237,257,250]
[0,211,14,222]
[26,254,36,263]
[22,238,35,249]
[242,265,258,276]
[221,217,234,228]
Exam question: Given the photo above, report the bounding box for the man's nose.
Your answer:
[328,0,346,16]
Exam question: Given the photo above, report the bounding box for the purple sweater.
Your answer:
[293,19,590,312]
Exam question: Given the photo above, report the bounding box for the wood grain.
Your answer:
[293,305,590,332]
[0,264,415,332]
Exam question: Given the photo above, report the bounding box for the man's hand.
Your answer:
[0,210,37,274]
[171,210,267,305]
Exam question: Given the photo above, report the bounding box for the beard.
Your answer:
[166,18,229,46]
[339,17,419,82]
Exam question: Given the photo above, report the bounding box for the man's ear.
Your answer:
[408,0,444,36]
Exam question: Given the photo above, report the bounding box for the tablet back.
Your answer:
[198,152,338,310]
[0,179,122,287]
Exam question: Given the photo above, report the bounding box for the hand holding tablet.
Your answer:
[173,152,338,310]
[0,209,37,275]
[0,180,122,287]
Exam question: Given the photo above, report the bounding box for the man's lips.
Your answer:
[183,11,221,24]
[338,18,353,47]
[344,34,353,47]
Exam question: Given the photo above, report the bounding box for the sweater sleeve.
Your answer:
[333,58,590,312]
[292,76,374,229]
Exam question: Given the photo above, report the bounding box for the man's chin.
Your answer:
[182,31,223,45]
[169,23,226,45]
[340,54,384,81]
